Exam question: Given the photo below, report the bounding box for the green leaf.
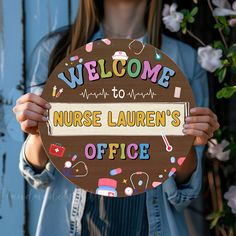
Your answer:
[210,215,221,229]
[182,27,187,34]
[230,66,236,74]
[230,43,236,51]
[190,7,198,16]
[216,86,236,99]
[180,21,186,28]
[217,67,227,83]
[222,59,229,66]
[213,40,224,50]
[223,26,230,35]
[223,142,236,152]
[181,9,189,16]
[188,16,195,23]
[214,23,222,29]
[218,16,228,26]
[206,211,225,229]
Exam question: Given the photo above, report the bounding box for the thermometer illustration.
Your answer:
[161,132,173,152]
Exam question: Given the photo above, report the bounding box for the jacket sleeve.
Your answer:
[18,35,60,189]
[162,49,209,212]
[19,135,56,190]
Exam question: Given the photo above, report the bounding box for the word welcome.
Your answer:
[57,59,175,89]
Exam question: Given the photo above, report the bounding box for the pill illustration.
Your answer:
[168,167,176,177]
[72,154,78,161]
[170,156,176,163]
[70,55,79,61]
[110,168,122,176]
[102,38,111,45]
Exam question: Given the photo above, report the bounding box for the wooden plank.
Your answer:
[0,0,24,235]
[24,1,70,234]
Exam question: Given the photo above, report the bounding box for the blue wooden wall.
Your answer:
[0,1,78,235]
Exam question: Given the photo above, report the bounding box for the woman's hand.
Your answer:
[13,93,51,134]
[13,93,51,170]
[183,107,220,146]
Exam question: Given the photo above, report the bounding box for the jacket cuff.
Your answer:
[162,145,204,211]
[19,136,55,189]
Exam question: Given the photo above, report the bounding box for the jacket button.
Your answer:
[153,198,158,204]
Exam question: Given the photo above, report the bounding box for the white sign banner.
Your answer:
[47,102,189,136]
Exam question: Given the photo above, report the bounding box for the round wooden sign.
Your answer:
[39,38,195,197]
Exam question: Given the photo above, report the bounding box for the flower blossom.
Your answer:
[197,46,223,72]
[224,186,236,214]
[162,3,184,32]
[207,138,230,161]
[212,0,236,16]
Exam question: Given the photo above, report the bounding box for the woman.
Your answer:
[13,0,220,235]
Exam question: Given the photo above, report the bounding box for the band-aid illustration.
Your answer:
[174,87,182,98]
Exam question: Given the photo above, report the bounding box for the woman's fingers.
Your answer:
[16,93,51,109]
[183,128,209,140]
[13,93,50,135]
[187,107,220,130]
[183,123,214,137]
[185,115,216,128]
[189,107,215,117]
[13,102,47,116]
[15,109,48,123]
[184,107,220,145]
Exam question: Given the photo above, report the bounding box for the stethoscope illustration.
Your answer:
[130,171,149,193]
[128,39,146,55]
[63,161,88,177]
[128,40,162,61]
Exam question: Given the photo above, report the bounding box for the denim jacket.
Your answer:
[19,27,208,236]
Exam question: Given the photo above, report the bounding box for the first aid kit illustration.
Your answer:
[39,38,195,197]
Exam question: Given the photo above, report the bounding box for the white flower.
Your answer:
[207,138,230,161]
[212,0,236,16]
[197,46,223,72]
[224,186,236,214]
[162,3,184,32]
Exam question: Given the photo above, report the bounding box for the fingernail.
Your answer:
[182,129,186,133]
[183,124,189,128]
[185,117,190,122]
[42,116,48,121]
[190,108,196,113]
[43,110,48,116]
[45,103,51,109]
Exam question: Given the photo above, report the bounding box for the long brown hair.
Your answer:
[48,0,163,75]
